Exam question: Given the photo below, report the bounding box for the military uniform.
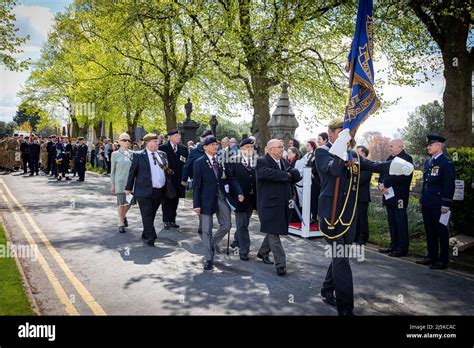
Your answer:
[417,135,455,270]
[20,139,30,174]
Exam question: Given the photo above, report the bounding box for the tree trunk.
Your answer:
[71,116,80,138]
[126,110,141,143]
[163,94,177,131]
[251,74,271,150]
[441,46,472,148]
[93,122,102,142]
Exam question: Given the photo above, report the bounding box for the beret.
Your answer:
[327,117,344,129]
[239,138,254,147]
[201,130,213,138]
[167,129,179,136]
[143,133,158,142]
[202,136,218,146]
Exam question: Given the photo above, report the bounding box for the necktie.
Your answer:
[173,144,177,153]
[151,152,158,166]
[212,156,219,177]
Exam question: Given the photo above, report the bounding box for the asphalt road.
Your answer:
[1,170,473,315]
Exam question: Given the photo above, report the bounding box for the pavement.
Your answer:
[1,170,474,316]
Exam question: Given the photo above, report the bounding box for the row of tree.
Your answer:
[3,0,472,147]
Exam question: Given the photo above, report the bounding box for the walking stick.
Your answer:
[226,230,231,256]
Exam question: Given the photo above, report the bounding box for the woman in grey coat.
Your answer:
[111,132,134,233]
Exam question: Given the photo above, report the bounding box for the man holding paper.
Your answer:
[378,139,413,257]
[416,135,455,270]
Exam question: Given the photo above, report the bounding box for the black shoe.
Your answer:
[257,253,274,265]
[197,229,202,235]
[164,222,171,230]
[378,248,393,254]
[416,257,433,265]
[119,226,126,233]
[430,262,447,270]
[276,267,287,276]
[321,290,337,307]
[239,254,249,261]
[388,251,407,257]
[65,177,72,181]
[77,179,84,182]
[169,222,180,228]
[338,309,355,316]
[230,240,239,249]
[204,261,213,270]
[145,238,155,246]
[29,173,33,176]
[57,177,62,181]
[123,218,128,227]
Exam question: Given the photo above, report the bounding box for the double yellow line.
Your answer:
[0,178,106,316]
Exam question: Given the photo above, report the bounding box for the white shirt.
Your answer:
[432,152,442,160]
[146,150,166,189]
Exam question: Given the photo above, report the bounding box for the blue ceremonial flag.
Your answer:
[344,0,380,136]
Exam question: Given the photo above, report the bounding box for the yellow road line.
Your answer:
[0,179,107,315]
[0,189,79,315]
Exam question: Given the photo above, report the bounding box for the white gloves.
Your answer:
[329,128,351,161]
[389,156,414,176]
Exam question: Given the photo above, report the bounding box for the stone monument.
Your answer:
[178,97,200,145]
[267,83,299,146]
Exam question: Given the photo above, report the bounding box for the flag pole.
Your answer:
[330,58,355,228]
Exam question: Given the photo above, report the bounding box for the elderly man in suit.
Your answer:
[315,118,414,316]
[225,138,258,261]
[378,139,414,257]
[256,139,301,276]
[125,133,169,246]
[159,129,189,229]
[193,137,241,270]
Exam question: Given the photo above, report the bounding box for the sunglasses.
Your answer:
[121,139,130,142]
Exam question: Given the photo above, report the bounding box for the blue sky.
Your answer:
[0,0,444,141]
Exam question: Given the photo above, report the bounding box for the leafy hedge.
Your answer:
[447,147,474,237]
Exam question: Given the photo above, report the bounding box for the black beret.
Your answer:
[239,138,254,147]
[77,137,84,141]
[202,136,218,146]
[427,135,446,144]
[201,130,213,138]
[167,129,179,136]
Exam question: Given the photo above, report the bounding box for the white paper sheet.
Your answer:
[126,193,134,204]
[383,186,395,200]
[439,210,451,226]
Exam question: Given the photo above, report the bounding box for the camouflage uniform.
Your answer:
[6,137,20,171]
[40,141,48,171]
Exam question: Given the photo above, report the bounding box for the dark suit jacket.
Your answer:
[192,154,237,215]
[358,170,372,203]
[378,150,413,207]
[159,141,189,198]
[125,149,169,199]
[315,144,389,219]
[28,143,40,158]
[182,143,204,181]
[421,153,455,208]
[225,156,255,212]
[256,154,301,236]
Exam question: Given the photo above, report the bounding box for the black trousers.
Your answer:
[29,156,39,175]
[22,155,29,173]
[311,181,320,222]
[75,159,86,180]
[422,205,449,265]
[46,154,54,174]
[162,195,179,223]
[137,188,164,241]
[321,218,356,315]
[355,202,369,244]
[386,205,409,254]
